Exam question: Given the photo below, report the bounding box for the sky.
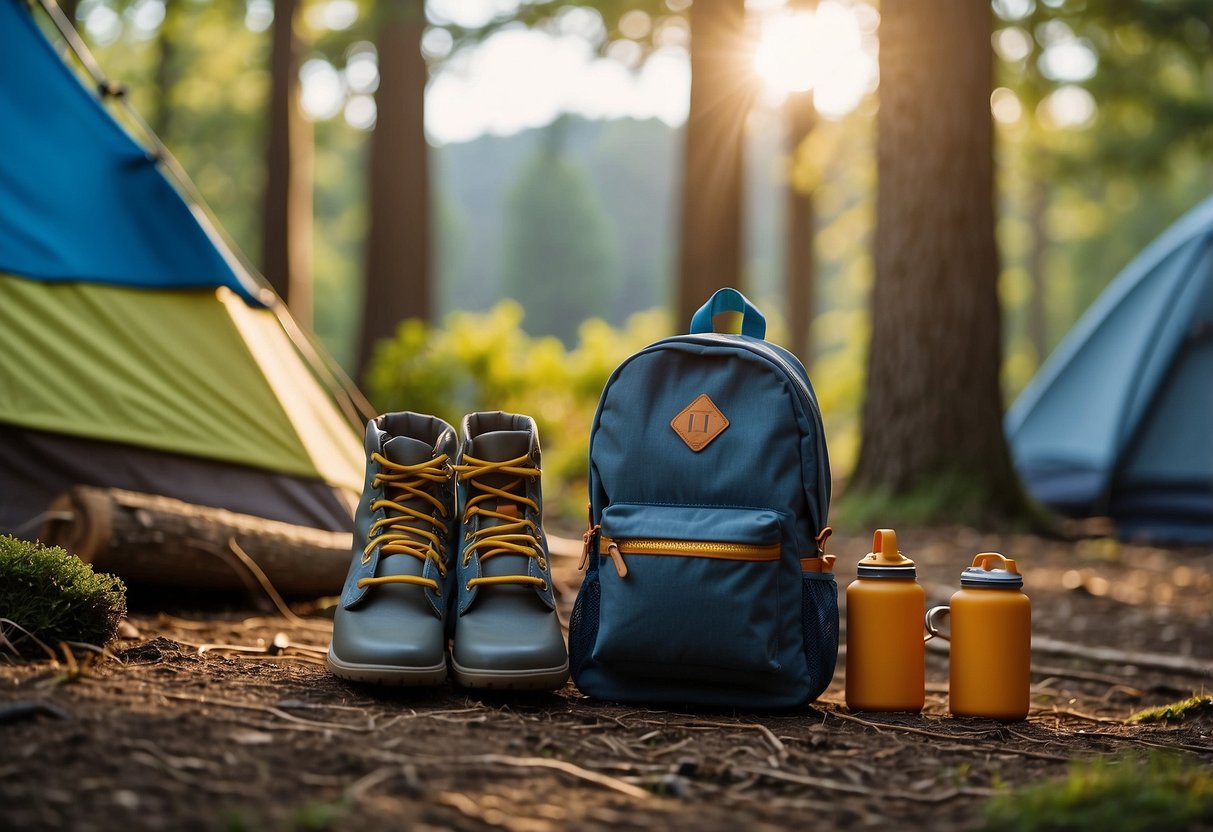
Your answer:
[302,0,882,144]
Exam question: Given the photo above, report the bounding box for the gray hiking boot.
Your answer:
[328,412,457,685]
[450,411,569,690]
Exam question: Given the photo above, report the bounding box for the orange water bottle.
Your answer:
[845,529,925,712]
[927,553,1031,721]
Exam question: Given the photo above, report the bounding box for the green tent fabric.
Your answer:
[0,275,312,477]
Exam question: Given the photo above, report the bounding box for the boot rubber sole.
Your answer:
[450,657,570,691]
[326,646,448,686]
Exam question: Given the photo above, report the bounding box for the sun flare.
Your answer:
[752,1,877,118]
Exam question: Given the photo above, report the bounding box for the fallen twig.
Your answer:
[226,538,311,627]
[1032,663,1148,692]
[1033,707,1124,725]
[825,709,1000,740]
[736,765,995,803]
[157,691,372,732]
[824,710,1074,761]
[451,754,651,799]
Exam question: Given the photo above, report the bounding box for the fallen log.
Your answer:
[40,487,352,597]
[1031,635,1213,679]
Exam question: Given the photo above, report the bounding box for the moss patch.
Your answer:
[1129,696,1213,726]
[982,754,1213,831]
[0,534,126,659]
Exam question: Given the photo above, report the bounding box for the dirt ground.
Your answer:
[2,527,1211,831]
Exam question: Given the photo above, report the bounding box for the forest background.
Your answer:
[54,0,1213,522]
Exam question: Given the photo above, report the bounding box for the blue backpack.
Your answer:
[570,288,838,709]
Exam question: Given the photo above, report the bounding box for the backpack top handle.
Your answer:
[689,287,767,340]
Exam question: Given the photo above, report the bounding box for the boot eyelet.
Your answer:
[538,580,549,592]
[465,581,473,591]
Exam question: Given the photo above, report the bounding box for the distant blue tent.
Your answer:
[1007,195,1213,543]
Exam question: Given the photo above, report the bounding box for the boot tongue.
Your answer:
[469,430,530,467]
[468,430,534,579]
[376,435,440,577]
[382,435,435,466]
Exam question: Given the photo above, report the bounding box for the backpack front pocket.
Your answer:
[592,504,787,680]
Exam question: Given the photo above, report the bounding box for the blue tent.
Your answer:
[1006,195,1213,543]
[0,0,261,302]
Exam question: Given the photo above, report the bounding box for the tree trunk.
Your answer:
[676,0,752,330]
[357,1,430,382]
[782,0,817,364]
[850,1,1029,523]
[261,0,314,327]
[784,86,816,363]
[151,0,177,139]
[1027,170,1049,364]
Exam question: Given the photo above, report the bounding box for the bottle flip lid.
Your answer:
[960,553,1023,588]
[856,529,917,578]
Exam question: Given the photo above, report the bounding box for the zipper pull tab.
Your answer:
[579,523,599,571]
[815,526,833,555]
[604,540,630,579]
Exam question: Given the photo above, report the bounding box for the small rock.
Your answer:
[113,790,139,810]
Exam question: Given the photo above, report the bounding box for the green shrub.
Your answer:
[982,754,1213,832]
[366,301,669,523]
[0,535,127,659]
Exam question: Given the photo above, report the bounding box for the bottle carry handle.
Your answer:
[972,552,1018,573]
[689,288,767,339]
[925,605,950,642]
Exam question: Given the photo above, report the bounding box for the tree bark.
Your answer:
[676,0,753,330]
[784,86,816,363]
[782,0,817,364]
[850,1,1029,522]
[41,487,352,597]
[1027,170,1049,363]
[357,1,430,382]
[261,0,314,327]
[151,0,178,140]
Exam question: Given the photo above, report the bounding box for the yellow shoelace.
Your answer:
[451,452,548,592]
[357,451,450,593]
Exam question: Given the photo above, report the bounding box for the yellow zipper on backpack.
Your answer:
[599,536,781,578]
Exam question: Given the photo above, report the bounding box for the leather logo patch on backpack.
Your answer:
[671,393,729,451]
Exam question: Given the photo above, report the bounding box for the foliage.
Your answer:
[0,535,126,659]
[366,301,670,521]
[501,126,618,345]
[1129,696,1213,725]
[981,754,1213,832]
[995,0,1213,374]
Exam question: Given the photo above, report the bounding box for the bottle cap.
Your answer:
[856,529,917,579]
[960,553,1023,588]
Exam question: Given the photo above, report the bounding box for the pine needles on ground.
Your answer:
[0,535,126,659]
